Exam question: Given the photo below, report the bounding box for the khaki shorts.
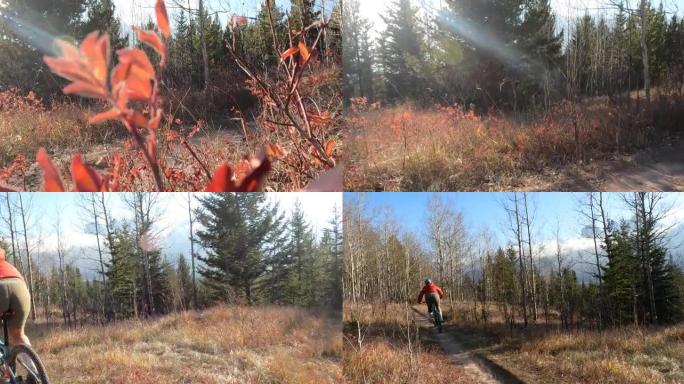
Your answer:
[0,278,30,330]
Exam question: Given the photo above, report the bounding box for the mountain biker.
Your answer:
[0,248,32,383]
[417,278,444,321]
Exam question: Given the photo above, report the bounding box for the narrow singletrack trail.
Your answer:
[410,307,523,384]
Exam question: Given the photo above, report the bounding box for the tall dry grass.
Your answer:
[344,303,468,384]
[0,89,119,167]
[489,324,684,384]
[29,305,341,384]
[345,97,684,191]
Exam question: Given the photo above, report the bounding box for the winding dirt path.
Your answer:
[410,307,522,384]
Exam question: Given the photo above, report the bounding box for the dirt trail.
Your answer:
[532,139,684,191]
[410,307,521,384]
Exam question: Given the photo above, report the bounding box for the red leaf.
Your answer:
[205,164,236,192]
[265,144,286,159]
[134,27,166,64]
[236,157,271,192]
[36,148,65,192]
[89,108,120,125]
[79,31,110,85]
[280,46,299,61]
[298,42,311,66]
[71,155,104,192]
[155,0,171,39]
[324,139,335,157]
[63,81,108,99]
[43,57,92,85]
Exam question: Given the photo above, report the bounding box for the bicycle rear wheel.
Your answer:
[8,345,49,384]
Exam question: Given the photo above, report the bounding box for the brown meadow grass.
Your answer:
[429,301,684,384]
[344,96,684,191]
[28,305,341,384]
[343,303,469,384]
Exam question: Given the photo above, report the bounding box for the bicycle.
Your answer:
[428,304,443,333]
[0,312,49,384]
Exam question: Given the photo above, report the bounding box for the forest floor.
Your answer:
[434,302,684,384]
[0,95,302,191]
[344,99,684,192]
[25,305,341,384]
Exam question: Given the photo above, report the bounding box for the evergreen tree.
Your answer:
[285,200,315,305]
[342,0,375,103]
[107,224,137,319]
[378,0,424,102]
[81,0,127,50]
[195,193,285,305]
[176,254,193,310]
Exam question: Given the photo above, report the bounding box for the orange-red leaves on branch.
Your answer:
[204,158,271,192]
[298,42,310,66]
[324,139,335,158]
[36,148,66,192]
[235,16,249,25]
[44,32,111,100]
[205,164,234,192]
[266,144,287,159]
[63,81,109,99]
[238,157,271,192]
[134,27,166,65]
[280,46,299,61]
[155,0,171,39]
[114,49,155,101]
[89,108,121,125]
[71,155,106,192]
[79,31,110,85]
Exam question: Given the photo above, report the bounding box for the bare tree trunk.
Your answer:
[3,194,18,266]
[523,193,537,322]
[640,0,651,106]
[198,0,210,91]
[17,194,36,321]
[187,193,197,309]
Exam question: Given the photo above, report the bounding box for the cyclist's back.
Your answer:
[417,278,444,319]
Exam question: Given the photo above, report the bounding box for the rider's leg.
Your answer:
[7,279,31,347]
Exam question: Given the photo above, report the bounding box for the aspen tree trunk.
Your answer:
[17,194,35,321]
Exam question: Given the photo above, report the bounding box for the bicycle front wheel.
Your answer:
[8,345,49,384]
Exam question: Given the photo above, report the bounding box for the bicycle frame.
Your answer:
[1,319,19,384]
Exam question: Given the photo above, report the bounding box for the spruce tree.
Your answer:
[379,0,424,102]
[195,193,285,305]
[81,0,127,50]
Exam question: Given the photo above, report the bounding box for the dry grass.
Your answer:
[489,324,684,384]
[0,90,120,167]
[343,303,469,384]
[422,300,684,384]
[344,97,684,191]
[27,305,341,384]
[0,89,300,191]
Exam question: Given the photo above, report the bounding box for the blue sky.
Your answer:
[0,193,341,278]
[346,192,684,279]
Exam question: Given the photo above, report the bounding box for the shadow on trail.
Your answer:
[411,307,525,384]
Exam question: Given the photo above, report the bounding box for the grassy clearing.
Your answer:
[343,303,468,384]
[28,305,341,384]
[344,96,684,191]
[429,301,684,384]
[489,325,684,384]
